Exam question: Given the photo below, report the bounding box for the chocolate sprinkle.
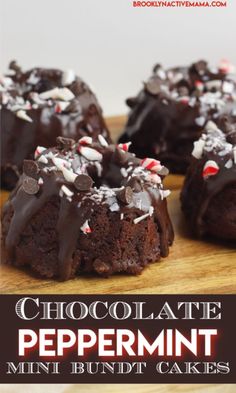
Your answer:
[117,186,133,205]
[22,176,40,195]
[74,174,93,191]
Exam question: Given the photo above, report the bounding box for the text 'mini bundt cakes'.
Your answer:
[2,137,174,280]
[181,120,236,241]
[0,61,111,190]
[119,59,236,174]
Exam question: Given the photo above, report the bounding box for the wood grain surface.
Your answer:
[0,115,236,295]
[0,116,235,393]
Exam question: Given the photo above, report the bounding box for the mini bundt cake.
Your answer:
[0,61,111,189]
[181,120,236,241]
[2,137,174,280]
[119,59,236,174]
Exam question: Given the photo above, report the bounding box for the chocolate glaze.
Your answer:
[181,120,236,240]
[0,61,111,189]
[119,60,236,174]
[2,137,174,280]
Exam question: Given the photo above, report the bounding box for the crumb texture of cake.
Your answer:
[0,61,111,190]
[181,120,236,241]
[1,137,174,280]
[119,59,236,174]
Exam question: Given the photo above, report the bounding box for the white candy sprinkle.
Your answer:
[133,212,150,225]
[27,72,40,85]
[35,146,46,159]
[38,177,44,185]
[52,156,68,171]
[60,185,74,198]
[98,134,109,147]
[120,167,128,178]
[120,213,124,220]
[61,69,76,86]
[38,155,48,164]
[225,159,233,169]
[79,146,103,162]
[16,109,33,123]
[78,136,92,145]
[205,121,219,131]
[233,147,236,164]
[39,87,74,101]
[195,116,205,127]
[61,167,77,183]
[222,81,234,94]
[192,139,205,159]
[149,206,154,216]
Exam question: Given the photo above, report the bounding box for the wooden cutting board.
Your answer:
[0,115,235,295]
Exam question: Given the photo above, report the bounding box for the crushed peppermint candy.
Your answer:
[141,158,162,173]
[118,142,131,152]
[98,134,109,147]
[78,136,92,146]
[16,109,32,123]
[80,220,92,234]
[202,160,220,179]
[78,146,103,162]
[133,206,154,224]
[60,185,74,198]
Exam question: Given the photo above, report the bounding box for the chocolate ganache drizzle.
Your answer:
[119,59,236,174]
[0,61,111,189]
[2,137,174,280]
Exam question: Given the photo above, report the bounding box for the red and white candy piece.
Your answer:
[219,59,235,74]
[34,146,46,159]
[78,145,103,162]
[194,80,204,90]
[202,160,220,179]
[78,136,92,146]
[55,101,69,113]
[118,142,131,152]
[141,158,162,173]
[80,220,92,234]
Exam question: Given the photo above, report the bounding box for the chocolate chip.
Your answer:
[128,177,142,193]
[23,160,39,179]
[22,177,40,195]
[227,131,236,145]
[56,136,75,150]
[153,63,162,74]
[117,186,133,205]
[126,97,138,108]
[9,60,21,73]
[178,86,189,97]
[74,174,93,191]
[194,60,207,75]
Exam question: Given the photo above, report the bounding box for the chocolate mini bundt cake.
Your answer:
[181,120,236,241]
[0,61,110,190]
[1,137,174,280]
[119,59,236,174]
